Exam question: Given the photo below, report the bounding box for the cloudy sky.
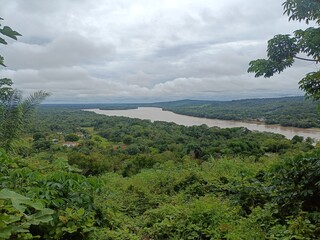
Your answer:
[0,0,315,103]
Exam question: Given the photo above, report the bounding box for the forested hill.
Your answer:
[56,96,320,128]
[152,96,320,128]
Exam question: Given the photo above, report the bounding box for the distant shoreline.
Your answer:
[84,107,320,141]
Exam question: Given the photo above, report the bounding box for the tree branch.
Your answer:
[294,56,318,62]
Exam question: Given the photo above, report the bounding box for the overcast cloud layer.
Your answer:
[0,0,316,103]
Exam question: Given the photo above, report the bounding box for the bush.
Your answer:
[33,132,46,141]
[65,133,80,142]
[32,139,52,151]
[269,155,320,216]
[0,149,102,239]
[0,189,54,240]
[142,196,238,239]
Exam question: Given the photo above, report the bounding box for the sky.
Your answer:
[0,0,316,103]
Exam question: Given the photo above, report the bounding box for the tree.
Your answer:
[33,132,46,141]
[0,18,50,151]
[248,0,320,101]
[64,133,80,142]
[291,135,304,144]
[0,16,19,102]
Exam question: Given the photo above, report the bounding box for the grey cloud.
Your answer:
[0,0,311,103]
[2,33,115,70]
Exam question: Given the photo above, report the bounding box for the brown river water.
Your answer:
[84,107,320,141]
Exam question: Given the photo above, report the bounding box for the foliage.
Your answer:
[33,132,46,141]
[0,17,21,67]
[30,107,311,177]
[1,105,319,239]
[0,18,20,100]
[0,148,102,239]
[0,188,54,240]
[269,154,320,217]
[142,197,238,239]
[291,135,304,144]
[248,0,320,101]
[65,133,80,142]
[0,90,50,151]
[0,18,50,152]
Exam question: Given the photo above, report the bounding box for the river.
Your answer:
[84,107,320,141]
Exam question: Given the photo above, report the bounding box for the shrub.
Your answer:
[65,133,80,142]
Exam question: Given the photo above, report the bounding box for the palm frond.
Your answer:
[0,90,23,151]
[0,90,50,152]
[21,90,50,120]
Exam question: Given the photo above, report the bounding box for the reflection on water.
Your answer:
[84,107,320,141]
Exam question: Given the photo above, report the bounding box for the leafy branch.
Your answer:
[248,1,320,101]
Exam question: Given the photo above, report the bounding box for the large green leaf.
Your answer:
[0,226,15,239]
[26,208,55,225]
[0,189,31,212]
[0,189,53,213]
[0,26,21,40]
[0,189,54,239]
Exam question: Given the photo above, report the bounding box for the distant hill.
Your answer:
[151,96,319,128]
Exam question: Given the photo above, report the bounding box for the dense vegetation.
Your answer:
[1,106,320,239]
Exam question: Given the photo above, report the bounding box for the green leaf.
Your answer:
[0,226,14,239]
[0,189,53,213]
[249,1,320,102]
[0,37,7,45]
[0,189,30,212]
[77,208,85,216]
[0,55,6,67]
[26,208,54,225]
[0,26,21,40]
[0,78,13,88]
[2,215,21,224]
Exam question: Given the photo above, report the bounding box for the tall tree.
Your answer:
[248,0,320,101]
[0,18,50,151]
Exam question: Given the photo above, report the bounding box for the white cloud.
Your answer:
[0,0,313,103]
[2,33,115,69]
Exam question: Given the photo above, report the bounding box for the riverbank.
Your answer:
[84,107,320,141]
